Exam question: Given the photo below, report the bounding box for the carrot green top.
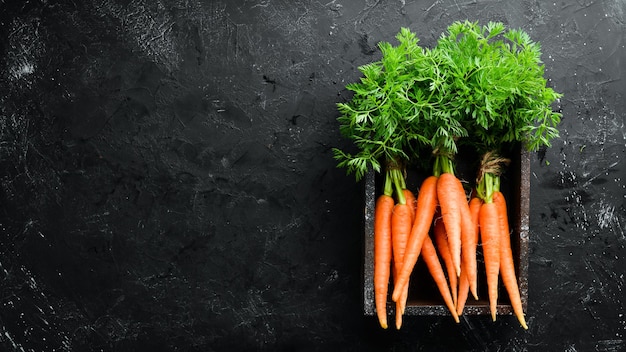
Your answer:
[433,20,562,154]
[333,28,439,181]
[334,21,562,185]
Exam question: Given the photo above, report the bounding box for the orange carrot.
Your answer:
[433,213,457,307]
[457,197,481,315]
[456,268,470,316]
[459,204,475,300]
[398,188,415,315]
[436,172,468,277]
[396,276,409,324]
[374,194,394,329]
[391,176,438,302]
[493,191,528,329]
[466,196,483,299]
[395,270,409,326]
[391,202,412,329]
[479,201,501,321]
[422,236,460,323]
[403,189,416,219]
[469,197,482,236]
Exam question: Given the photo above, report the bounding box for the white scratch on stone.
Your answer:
[3,329,26,352]
[426,0,439,12]
[10,61,35,80]
[597,201,615,230]
[595,339,625,352]
[584,161,620,187]
[92,0,180,71]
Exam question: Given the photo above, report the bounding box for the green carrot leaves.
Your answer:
[434,20,562,153]
[334,21,562,182]
[333,27,436,181]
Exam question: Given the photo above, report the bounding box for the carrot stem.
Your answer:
[476,151,509,203]
[433,153,455,177]
[390,168,407,205]
[383,169,394,197]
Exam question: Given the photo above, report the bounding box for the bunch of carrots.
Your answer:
[334,21,562,330]
[376,152,527,329]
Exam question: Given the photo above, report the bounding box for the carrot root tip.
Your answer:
[519,318,529,330]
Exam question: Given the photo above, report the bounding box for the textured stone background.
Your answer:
[0,0,624,351]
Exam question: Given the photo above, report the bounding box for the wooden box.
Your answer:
[362,145,530,317]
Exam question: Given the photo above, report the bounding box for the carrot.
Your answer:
[433,213,457,307]
[456,268,470,316]
[374,194,395,329]
[391,202,412,329]
[459,202,476,301]
[469,197,482,228]
[436,172,467,277]
[422,236,460,323]
[466,196,483,299]
[457,197,481,315]
[398,188,415,316]
[403,189,416,219]
[391,176,438,302]
[493,191,528,329]
[395,272,409,326]
[479,201,501,321]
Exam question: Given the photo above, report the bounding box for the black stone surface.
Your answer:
[0,1,624,351]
